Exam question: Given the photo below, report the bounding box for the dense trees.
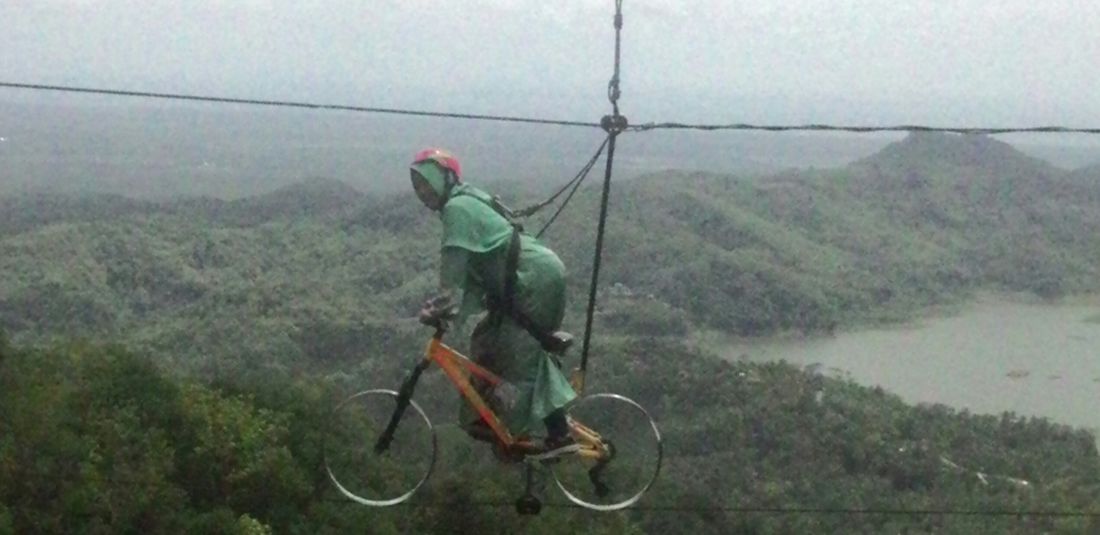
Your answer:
[3,335,1098,533]
[0,343,296,533]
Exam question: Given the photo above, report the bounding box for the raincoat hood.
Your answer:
[411,161,448,198]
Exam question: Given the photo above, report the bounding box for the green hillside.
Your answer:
[5,132,1100,362]
[3,132,1100,532]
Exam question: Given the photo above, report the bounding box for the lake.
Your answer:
[721,298,1100,430]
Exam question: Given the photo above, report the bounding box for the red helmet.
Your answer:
[412,148,462,180]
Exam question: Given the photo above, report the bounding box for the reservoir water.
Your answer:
[722,299,1100,430]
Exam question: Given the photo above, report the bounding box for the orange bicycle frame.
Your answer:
[421,333,605,460]
[423,335,518,446]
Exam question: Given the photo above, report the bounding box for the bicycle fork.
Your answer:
[375,359,430,454]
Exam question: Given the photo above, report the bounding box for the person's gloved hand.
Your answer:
[417,306,439,326]
[418,294,456,326]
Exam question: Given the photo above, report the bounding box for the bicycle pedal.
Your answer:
[592,480,611,498]
[515,494,542,515]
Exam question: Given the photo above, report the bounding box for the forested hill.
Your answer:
[3,132,1100,368]
[593,132,1100,335]
[1068,163,1100,201]
[3,132,1100,533]
[0,176,363,236]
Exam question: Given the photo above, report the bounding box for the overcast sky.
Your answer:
[2,0,1098,128]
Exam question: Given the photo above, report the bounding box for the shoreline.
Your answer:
[692,290,1100,352]
[700,294,1100,431]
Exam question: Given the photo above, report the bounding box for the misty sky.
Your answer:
[2,1,1098,129]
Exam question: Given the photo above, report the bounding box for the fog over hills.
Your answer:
[4,98,1099,200]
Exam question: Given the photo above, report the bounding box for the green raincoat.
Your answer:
[414,163,577,436]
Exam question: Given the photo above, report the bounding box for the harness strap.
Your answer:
[495,226,564,352]
[502,224,522,315]
[454,190,570,354]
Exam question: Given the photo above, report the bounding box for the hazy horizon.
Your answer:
[3,1,1099,127]
[2,96,1099,201]
[5,1,1100,198]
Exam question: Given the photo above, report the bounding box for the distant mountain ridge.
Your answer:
[595,132,1100,332]
[857,132,1056,171]
[2,132,1098,348]
[7,97,1100,200]
[851,132,1086,200]
[0,177,364,236]
[170,176,365,227]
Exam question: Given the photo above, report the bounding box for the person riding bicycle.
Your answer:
[410,148,578,451]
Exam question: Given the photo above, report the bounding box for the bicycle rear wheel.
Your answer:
[551,393,662,511]
[324,389,437,506]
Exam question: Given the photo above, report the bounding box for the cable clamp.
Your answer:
[600,114,629,134]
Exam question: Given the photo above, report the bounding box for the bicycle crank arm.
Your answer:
[515,463,544,515]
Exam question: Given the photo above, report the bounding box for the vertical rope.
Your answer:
[607,0,624,115]
[579,0,627,380]
[579,132,619,377]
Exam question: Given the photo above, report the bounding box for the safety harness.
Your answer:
[453,191,573,355]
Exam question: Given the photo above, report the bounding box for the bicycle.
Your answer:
[323,316,662,513]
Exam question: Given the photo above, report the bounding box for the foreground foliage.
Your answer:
[2,337,1098,534]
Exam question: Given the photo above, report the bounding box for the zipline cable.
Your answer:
[615,504,1100,518]
[331,498,1100,519]
[0,81,601,129]
[3,81,1100,136]
[629,121,1100,135]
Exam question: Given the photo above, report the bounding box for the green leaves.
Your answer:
[0,344,305,533]
[175,384,310,516]
[0,328,8,365]
[1,327,1099,533]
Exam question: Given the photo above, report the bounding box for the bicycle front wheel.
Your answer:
[324,389,437,506]
[551,393,663,511]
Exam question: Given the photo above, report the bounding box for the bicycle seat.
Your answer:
[542,331,574,354]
